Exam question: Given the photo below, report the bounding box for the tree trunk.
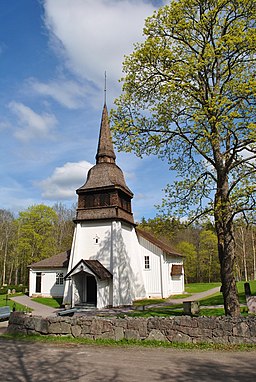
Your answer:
[214,174,240,316]
[252,230,256,281]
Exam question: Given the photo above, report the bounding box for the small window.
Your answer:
[56,272,64,285]
[144,256,150,269]
[93,235,100,245]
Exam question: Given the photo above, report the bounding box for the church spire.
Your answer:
[95,104,116,164]
[76,102,134,225]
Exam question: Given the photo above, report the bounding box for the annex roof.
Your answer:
[136,228,183,258]
[28,250,70,269]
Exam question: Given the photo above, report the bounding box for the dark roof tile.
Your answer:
[28,250,70,269]
[136,228,183,258]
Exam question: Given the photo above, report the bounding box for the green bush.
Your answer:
[0,285,28,295]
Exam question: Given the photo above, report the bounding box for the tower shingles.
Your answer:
[76,104,134,224]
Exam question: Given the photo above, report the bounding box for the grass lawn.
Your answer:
[131,281,256,318]
[197,280,256,306]
[185,282,221,294]
[29,281,256,318]
[31,296,63,309]
[0,293,31,313]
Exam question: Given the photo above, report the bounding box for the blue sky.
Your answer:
[0,0,171,222]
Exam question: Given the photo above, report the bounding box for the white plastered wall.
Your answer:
[111,221,147,306]
[29,268,66,297]
[63,220,147,307]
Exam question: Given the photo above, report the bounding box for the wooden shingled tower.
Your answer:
[76,104,134,224]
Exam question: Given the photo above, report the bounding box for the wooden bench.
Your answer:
[0,306,11,321]
[58,308,77,317]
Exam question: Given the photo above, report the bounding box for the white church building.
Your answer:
[29,105,184,308]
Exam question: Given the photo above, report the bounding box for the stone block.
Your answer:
[59,321,71,334]
[168,332,192,343]
[127,318,147,337]
[114,318,128,329]
[90,319,103,335]
[216,318,233,333]
[114,326,124,341]
[148,317,161,330]
[81,324,91,334]
[24,316,35,330]
[95,330,115,339]
[71,325,82,337]
[157,318,175,331]
[48,322,61,334]
[197,317,217,330]
[9,312,26,325]
[146,329,168,342]
[212,328,224,338]
[34,318,49,334]
[233,322,250,337]
[124,329,140,340]
[247,318,256,337]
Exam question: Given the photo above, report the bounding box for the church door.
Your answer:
[35,272,42,293]
[86,275,97,304]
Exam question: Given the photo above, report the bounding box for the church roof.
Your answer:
[65,259,112,281]
[79,162,133,195]
[136,228,183,258]
[28,250,70,269]
[29,229,182,270]
[96,104,116,164]
[77,104,132,195]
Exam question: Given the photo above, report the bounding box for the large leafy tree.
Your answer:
[112,0,256,316]
[17,204,59,282]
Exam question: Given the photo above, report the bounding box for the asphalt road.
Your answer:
[0,338,256,382]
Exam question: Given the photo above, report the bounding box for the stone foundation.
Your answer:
[7,312,256,345]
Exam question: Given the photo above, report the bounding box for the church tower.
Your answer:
[75,104,134,225]
[63,103,146,309]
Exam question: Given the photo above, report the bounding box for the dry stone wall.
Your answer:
[7,312,256,345]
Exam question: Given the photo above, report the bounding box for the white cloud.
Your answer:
[0,120,11,131]
[43,0,157,92]
[37,160,93,200]
[27,77,91,109]
[9,101,57,142]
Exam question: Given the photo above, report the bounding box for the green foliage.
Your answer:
[112,0,256,222]
[0,203,74,286]
[0,285,27,295]
[17,204,59,265]
[198,230,219,282]
[112,0,256,316]
[176,241,197,282]
[139,216,183,240]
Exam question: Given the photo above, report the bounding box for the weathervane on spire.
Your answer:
[104,71,107,105]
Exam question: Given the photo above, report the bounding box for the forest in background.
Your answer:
[0,203,255,287]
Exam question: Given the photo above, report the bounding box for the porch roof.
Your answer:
[65,259,112,281]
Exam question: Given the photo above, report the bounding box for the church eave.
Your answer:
[76,184,133,198]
